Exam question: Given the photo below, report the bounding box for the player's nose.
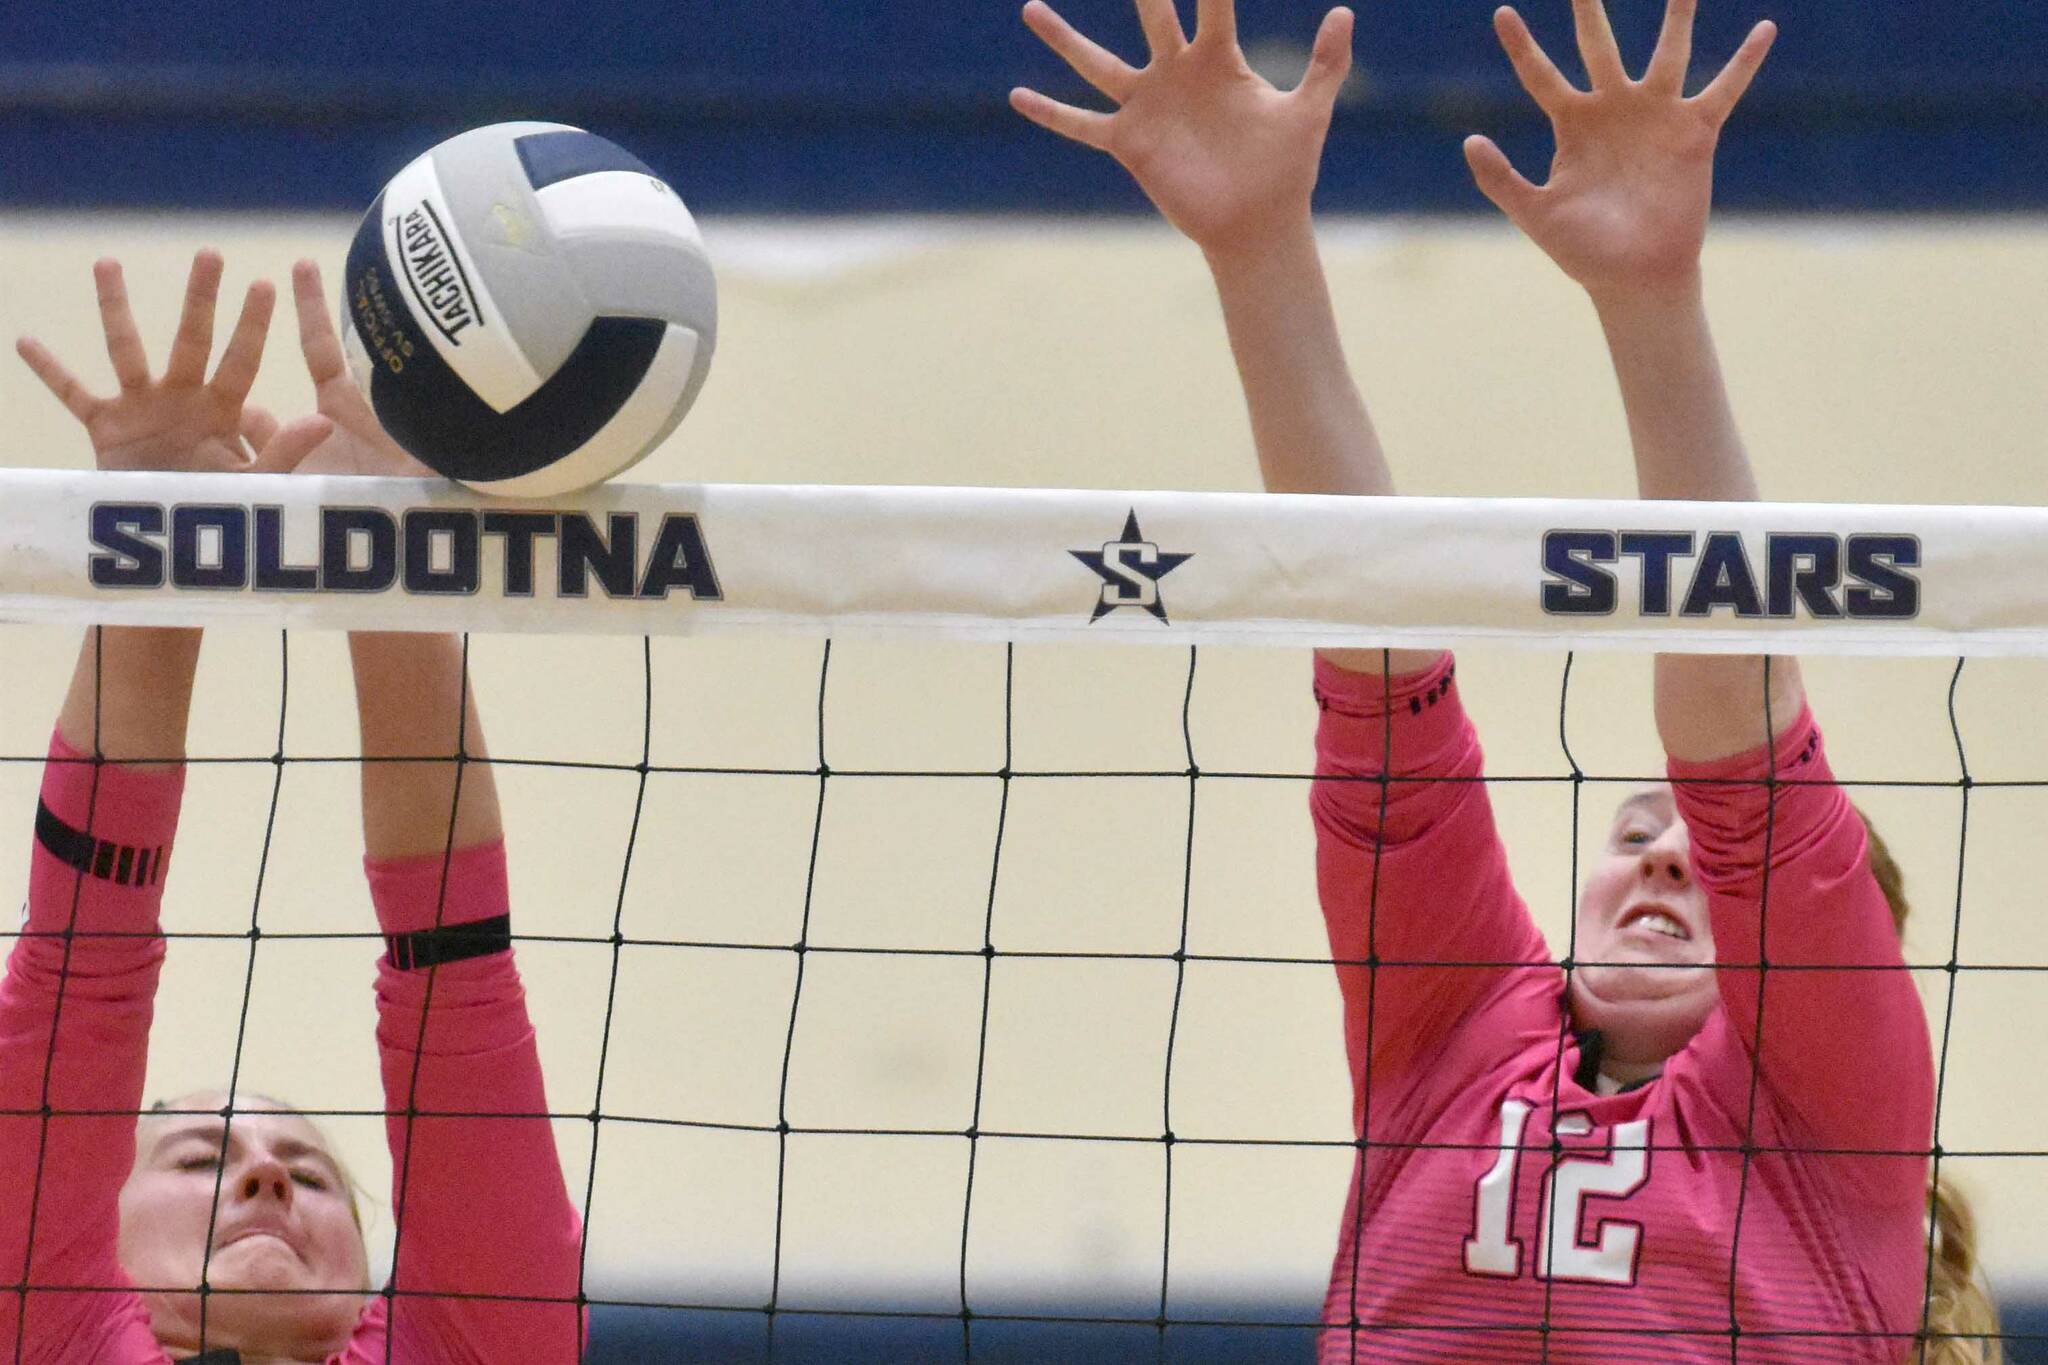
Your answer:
[234,1155,294,1209]
[1637,833,1691,889]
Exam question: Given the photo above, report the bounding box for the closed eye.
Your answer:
[291,1171,328,1192]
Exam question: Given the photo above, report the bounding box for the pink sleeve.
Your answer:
[0,736,180,1363]
[1671,707,1933,1204]
[1311,655,1552,1105]
[359,843,587,1364]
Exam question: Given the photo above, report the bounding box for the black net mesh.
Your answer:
[2,629,2040,1364]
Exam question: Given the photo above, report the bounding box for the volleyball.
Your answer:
[340,121,717,497]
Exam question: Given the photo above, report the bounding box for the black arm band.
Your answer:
[35,800,166,888]
[384,914,513,971]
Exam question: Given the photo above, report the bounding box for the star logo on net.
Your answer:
[1071,510,1193,623]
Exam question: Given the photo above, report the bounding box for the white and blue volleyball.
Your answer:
[342,121,716,497]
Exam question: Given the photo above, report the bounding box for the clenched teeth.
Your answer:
[1631,911,1686,940]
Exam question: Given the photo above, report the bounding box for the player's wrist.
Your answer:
[1199,214,1321,282]
[1581,265,1708,318]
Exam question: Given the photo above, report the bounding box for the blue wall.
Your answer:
[2,1,2045,212]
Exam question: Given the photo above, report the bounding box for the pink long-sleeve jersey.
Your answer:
[0,736,587,1364]
[1310,656,1934,1364]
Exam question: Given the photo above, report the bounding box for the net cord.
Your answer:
[1914,661,1973,1363]
[956,644,1014,1360]
[192,629,293,1348]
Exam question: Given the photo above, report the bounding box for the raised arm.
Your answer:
[283,263,586,1362]
[1016,2,1553,1098]
[1468,0,1932,1180]
[2,252,325,1361]
[351,632,585,1363]
[1012,0,1435,677]
[1464,0,1792,758]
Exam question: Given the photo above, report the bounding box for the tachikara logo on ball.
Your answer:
[85,503,722,603]
[1540,530,1921,619]
[395,202,481,344]
[353,152,539,414]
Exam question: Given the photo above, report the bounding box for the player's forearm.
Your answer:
[54,627,202,766]
[1206,224,1440,676]
[1651,650,1803,761]
[1592,283,1757,504]
[1594,284,1802,757]
[348,632,503,860]
[375,948,585,1358]
[1205,222,1387,498]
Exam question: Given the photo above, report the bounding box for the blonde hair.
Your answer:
[1859,816,2004,1365]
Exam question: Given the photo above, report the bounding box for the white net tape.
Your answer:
[0,469,2033,655]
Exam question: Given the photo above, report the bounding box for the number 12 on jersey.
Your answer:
[1463,1099,1652,1286]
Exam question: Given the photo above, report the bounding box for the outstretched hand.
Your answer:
[283,260,435,480]
[1011,0,1355,257]
[1464,0,1775,300]
[16,251,330,475]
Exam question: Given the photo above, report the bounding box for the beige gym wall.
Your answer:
[1,214,2043,1308]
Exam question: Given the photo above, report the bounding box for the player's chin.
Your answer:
[206,1237,323,1292]
[1575,960,1713,1007]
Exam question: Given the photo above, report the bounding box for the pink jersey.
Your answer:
[1310,656,1934,1364]
[0,736,586,1364]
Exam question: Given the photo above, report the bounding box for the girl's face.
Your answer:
[1567,787,1721,1071]
[119,1092,368,1359]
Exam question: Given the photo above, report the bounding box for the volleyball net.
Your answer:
[2,469,2043,1362]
